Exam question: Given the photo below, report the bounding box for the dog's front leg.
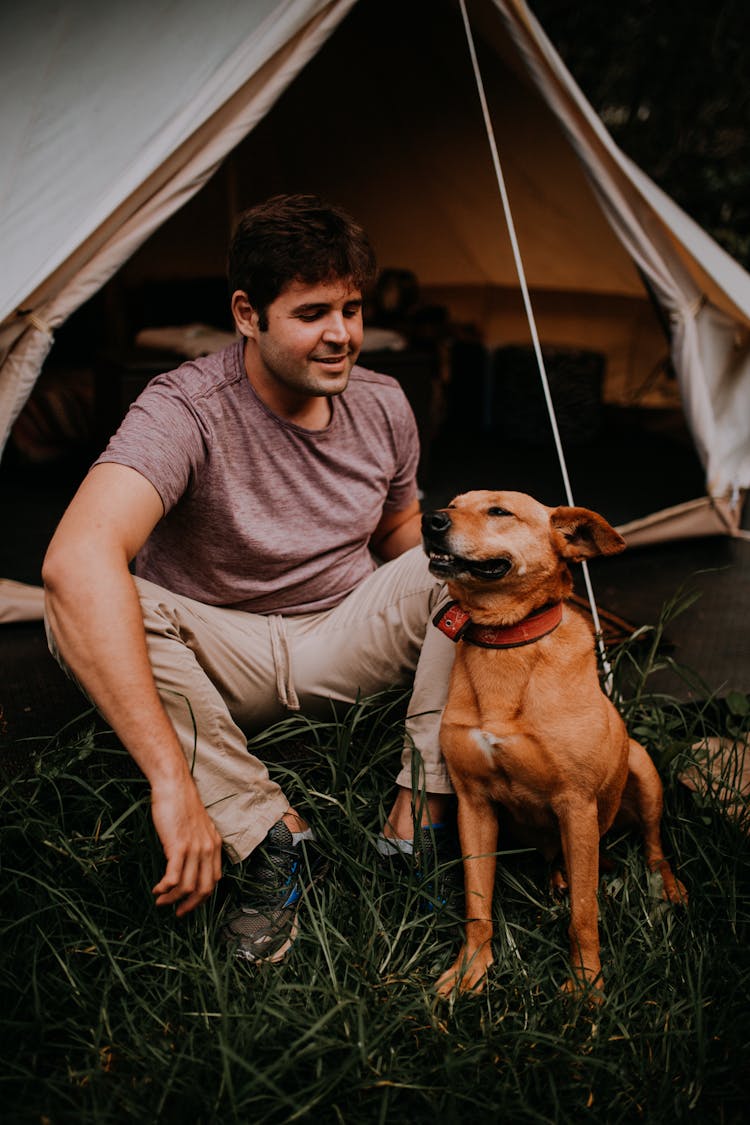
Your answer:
[437,789,499,996]
[558,799,604,998]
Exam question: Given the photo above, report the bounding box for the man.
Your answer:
[43,194,456,964]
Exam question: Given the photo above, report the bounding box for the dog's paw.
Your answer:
[661,874,688,906]
[649,860,689,905]
[560,973,605,1005]
[549,868,568,898]
[666,877,689,905]
[435,966,462,998]
[436,944,493,997]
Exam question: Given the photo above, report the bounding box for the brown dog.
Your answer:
[422,490,686,997]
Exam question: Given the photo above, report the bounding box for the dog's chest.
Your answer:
[460,726,578,845]
[466,726,561,802]
[442,626,622,801]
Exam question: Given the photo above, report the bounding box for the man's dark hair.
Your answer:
[228,194,377,329]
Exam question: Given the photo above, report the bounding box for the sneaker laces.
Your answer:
[241,821,310,911]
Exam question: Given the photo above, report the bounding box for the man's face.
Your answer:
[246,278,364,407]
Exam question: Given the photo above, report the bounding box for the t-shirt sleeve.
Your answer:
[93,376,209,514]
[383,384,420,511]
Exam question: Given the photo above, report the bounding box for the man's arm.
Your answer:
[42,463,223,916]
[369,498,422,561]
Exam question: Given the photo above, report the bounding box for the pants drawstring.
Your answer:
[268,614,300,711]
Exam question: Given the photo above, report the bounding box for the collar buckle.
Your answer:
[432,600,471,642]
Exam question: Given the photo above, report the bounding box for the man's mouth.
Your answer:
[425,547,512,581]
[311,353,351,367]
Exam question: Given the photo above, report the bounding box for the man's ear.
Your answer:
[549,506,626,561]
[231,290,259,338]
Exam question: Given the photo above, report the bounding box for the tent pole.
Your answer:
[458,0,613,689]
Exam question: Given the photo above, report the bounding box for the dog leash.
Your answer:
[458,0,613,692]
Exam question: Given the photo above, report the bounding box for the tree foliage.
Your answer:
[530,0,750,266]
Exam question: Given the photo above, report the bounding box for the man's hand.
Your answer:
[150,776,224,917]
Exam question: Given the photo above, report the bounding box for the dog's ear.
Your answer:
[549,506,626,561]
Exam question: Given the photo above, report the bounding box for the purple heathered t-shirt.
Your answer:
[94,342,419,615]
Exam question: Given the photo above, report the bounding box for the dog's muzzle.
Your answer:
[421,510,512,582]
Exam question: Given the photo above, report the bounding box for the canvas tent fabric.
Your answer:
[0,0,359,443]
[1,0,749,622]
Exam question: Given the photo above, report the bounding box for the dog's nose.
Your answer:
[422,510,452,535]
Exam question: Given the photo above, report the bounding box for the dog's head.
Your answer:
[422,490,625,599]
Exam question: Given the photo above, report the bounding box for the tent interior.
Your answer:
[110,0,671,395]
[6,0,698,502]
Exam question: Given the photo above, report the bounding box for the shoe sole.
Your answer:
[230,912,300,964]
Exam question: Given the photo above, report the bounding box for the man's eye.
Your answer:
[298,311,324,322]
[343,306,362,319]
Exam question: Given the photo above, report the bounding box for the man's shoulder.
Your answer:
[342,364,417,444]
[147,342,244,404]
[348,363,406,396]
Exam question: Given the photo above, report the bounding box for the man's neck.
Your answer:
[243,346,333,430]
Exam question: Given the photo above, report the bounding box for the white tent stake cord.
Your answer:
[459,0,613,690]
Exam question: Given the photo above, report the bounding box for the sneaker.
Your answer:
[222,820,328,964]
[377,821,463,913]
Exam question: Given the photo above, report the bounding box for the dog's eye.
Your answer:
[487,507,511,517]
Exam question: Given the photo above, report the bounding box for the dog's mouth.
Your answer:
[425,547,512,582]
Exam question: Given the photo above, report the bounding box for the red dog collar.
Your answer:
[433,600,563,649]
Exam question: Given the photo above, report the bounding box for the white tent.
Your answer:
[1,0,749,623]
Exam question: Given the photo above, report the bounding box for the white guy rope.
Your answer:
[458,0,613,686]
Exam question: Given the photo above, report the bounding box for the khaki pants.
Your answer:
[52,547,456,862]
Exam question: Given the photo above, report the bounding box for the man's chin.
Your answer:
[309,361,353,393]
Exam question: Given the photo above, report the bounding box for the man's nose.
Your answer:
[322,314,350,344]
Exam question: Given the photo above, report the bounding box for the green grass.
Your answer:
[1,599,748,1124]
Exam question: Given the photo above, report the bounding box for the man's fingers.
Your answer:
[148,773,224,912]
[152,841,222,913]
[152,852,185,897]
[175,888,212,918]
